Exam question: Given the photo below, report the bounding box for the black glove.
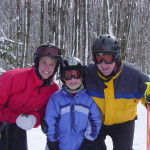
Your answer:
[41,116,48,134]
[80,139,96,150]
[47,141,59,150]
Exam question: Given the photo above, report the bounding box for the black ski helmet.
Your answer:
[34,43,62,82]
[34,43,62,60]
[92,34,121,62]
[60,57,85,80]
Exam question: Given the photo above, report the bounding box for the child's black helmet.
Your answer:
[61,57,83,70]
[60,57,85,80]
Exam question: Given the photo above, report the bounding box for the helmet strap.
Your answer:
[35,67,54,85]
[64,83,84,94]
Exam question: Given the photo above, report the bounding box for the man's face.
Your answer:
[96,61,116,76]
[38,56,57,79]
[93,52,116,76]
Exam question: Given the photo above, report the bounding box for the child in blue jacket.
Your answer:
[45,57,102,150]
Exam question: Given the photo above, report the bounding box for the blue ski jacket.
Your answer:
[45,87,102,150]
[85,61,150,125]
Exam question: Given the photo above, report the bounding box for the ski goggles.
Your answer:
[94,53,116,64]
[63,69,82,80]
[36,46,61,57]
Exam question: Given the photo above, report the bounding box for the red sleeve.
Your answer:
[0,71,18,122]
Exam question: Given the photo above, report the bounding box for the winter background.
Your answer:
[0,1,149,149]
[27,103,147,150]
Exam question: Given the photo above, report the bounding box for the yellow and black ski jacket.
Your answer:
[85,61,150,125]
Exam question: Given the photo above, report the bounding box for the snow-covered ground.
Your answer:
[0,67,5,75]
[27,103,147,150]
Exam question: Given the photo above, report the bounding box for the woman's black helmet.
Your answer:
[34,43,62,83]
[34,44,62,60]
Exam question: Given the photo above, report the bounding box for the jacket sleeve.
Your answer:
[0,72,19,122]
[138,72,150,105]
[84,101,102,141]
[45,93,60,141]
[145,82,150,105]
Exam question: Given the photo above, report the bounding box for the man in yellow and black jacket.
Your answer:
[85,34,150,150]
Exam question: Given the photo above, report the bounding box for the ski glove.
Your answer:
[16,114,36,130]
[145,82,150,105]
[80,139,96,150]
[41,115,48,134]
[47,141,59,150]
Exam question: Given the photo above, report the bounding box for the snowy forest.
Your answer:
[0,0,150,74]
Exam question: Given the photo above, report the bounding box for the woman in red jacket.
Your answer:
[0,44,62,150]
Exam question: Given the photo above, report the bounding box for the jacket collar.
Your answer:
[61,85,87,96]
[30,66,44,86]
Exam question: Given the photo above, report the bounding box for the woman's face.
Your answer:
[38,56,57,79]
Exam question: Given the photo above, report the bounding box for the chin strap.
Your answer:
[37,77,54,94]
[64,83,84,94]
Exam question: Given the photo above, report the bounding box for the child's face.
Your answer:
[65,78,82,90]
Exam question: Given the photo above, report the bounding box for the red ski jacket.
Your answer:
[0,67,59,127]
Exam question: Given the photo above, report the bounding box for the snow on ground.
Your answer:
[0,67,5,75]
[27,103,146,150]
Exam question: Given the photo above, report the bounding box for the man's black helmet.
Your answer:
[92,34,121,63]
[92,34,120,53]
